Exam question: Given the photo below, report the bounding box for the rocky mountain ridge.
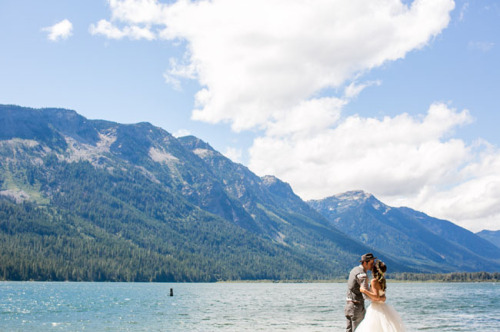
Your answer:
[308,191,500,272]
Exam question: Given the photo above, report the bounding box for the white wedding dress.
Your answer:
[355,290,406,332]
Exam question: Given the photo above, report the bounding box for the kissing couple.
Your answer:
[345,253,406,332]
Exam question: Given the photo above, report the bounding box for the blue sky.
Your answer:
[1,0,499,232]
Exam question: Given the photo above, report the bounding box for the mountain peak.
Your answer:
[261,175,295,198]
[177,136,215,152]
[308,190,392,219]
[261,175,280,185]
[335,190,391,214]
[334,190,373,202]
[309,189,500,272]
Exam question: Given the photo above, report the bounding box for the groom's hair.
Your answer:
[360,253,376,262]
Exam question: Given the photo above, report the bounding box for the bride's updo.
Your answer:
[372,260,387,291]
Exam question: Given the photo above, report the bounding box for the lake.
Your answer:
[1,282,499,331]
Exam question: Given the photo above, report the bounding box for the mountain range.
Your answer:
[308,191,500,272]
[1,104,499,281]
[476,230,500,249]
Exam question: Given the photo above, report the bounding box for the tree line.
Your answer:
[0,158,343,282]
[388,272,500,282]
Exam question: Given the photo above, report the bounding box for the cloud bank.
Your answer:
[42,19,73,41]
[91,0,500,231]
[91,0,455,130]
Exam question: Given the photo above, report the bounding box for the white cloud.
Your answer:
[173,129,191,138]
[42,19,73,42]
[91,0,500,231]
[459,2,469,21]
[93,0,455,130]
[266,97,345,138]
[249,103,472,198]
[89,20,125,39]
[416,174,500,232]
[108,0,167,25]
[89,0,167,40]
[468,41,495,52]
[405,140,500,232]
[344,81,382,100]
[163,57,198,91]
[160,0,455,131]
[249,103,500,232]
[223,147,243,163]
[89,19,156,40]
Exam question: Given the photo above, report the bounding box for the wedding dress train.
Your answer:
[355,301,406,332]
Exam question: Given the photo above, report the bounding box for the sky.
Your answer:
[1,0,499,232]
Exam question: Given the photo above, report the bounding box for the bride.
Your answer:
[356,260,406,332]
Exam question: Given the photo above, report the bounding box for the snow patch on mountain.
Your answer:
[335,190,372,201]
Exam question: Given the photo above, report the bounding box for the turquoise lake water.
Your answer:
[1,282,499,331]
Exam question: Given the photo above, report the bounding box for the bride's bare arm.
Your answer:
[359,280,378,299]
[360,279,386,302]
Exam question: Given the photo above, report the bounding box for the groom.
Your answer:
[344,253,380,332]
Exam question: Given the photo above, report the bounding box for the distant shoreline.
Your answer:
[1,279,499,283]
[220,271,500,283]
[386,271,500,283]
[218,279,500,284]
[2,272,499,283]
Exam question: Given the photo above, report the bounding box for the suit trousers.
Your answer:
[345,301,365,332]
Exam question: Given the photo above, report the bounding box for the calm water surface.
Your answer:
[0,282,499,331]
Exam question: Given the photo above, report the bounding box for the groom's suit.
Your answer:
[345,265,369,332]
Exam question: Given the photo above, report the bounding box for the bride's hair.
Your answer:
[372,260,387,291]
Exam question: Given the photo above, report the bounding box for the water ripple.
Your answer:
[0,282,498,331]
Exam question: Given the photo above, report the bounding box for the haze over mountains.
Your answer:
[1,104,499,281]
